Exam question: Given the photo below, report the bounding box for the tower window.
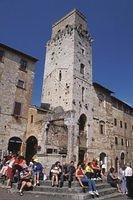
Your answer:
[120,121,123,128]
[81,48,85,55]
[100,124,104,134]
[31,115,33,123]
[115,137,118,145]
[121,138,124,146]
[124,122,127,129]
[114,118,117,126]
[99,121,105,134]
[20,59,27,71]
[59,70,62,81]
[80,63,85,75]
[82,87,85,102]
[13,102,22,116]
[17,80,25,89]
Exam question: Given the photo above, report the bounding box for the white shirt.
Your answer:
[125,166,133,177]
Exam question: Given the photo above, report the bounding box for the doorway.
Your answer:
[8,137,22,154]
[25,136,38,163]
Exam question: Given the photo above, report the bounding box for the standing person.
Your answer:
[76,163,99,197]
[118,166,127,194]
[125,163,133,198]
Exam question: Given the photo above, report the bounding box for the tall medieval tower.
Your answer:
[42,9,94,162]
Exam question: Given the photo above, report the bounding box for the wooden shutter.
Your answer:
[13,102,22,116]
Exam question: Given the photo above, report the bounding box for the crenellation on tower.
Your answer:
[51,9,87,39]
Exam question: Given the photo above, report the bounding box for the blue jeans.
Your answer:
[81,175,96,192]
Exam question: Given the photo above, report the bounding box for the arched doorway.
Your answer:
[8,137,22,154]
[100,152,107,172]
[25,136,38,163]
[100,152,106,164]
[78,114,87,163]
[115,157,119,172]
[120,152,125,167]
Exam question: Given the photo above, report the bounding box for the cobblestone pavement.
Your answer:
[0,187,130,200]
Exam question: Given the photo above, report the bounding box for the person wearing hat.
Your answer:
[32,159,43,186]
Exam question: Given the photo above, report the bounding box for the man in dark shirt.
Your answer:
[60,161,76,188]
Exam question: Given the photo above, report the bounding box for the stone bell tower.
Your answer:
[41,9,94,163]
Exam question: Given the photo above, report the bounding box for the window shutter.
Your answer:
[13,102,22,116]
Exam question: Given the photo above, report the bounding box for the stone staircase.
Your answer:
[27,180,122,200]
[0,177,122,199]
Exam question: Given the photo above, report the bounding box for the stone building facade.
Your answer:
[0,9,132,172]
[0,43,37,158]
[37,9,133,170]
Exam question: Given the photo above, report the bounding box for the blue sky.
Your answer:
[0,0,133,106]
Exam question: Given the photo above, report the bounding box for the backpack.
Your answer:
[34,162,43,171]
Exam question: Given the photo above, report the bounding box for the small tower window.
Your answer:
[31,115,33,123]
[114,118,117,126]
[99,121,105,134]
[80,63,85,75]
[59,70,62,81]
[17,80,25,89]
[81,48,85,55]
[13,102,22,116]
[20,59,27,71]
[115,137,118,145]
[120,120,123,128]
[82,87,85,102]
[100,124,104,134]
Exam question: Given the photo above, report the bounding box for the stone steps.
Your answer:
[39,179,103,187]
[26,187,122,200]
[33,182,111,193]
[0,177,122,199]
[26,180,121,200]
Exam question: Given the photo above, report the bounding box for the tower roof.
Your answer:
[52,9,87,28]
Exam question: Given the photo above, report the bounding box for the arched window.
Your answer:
[99,120,105,134]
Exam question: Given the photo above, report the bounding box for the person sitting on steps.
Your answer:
[75,163,99,197]
[19,167,33,196]
[51,161,61,187]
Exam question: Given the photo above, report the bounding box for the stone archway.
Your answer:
[100,152,107,164]
[8,137,22,154]
[78,114,87,163]
[25,136,38,163]
[99,152,107,172]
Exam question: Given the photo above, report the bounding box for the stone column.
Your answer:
[73,124,79,164]
[66,124,74,162]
